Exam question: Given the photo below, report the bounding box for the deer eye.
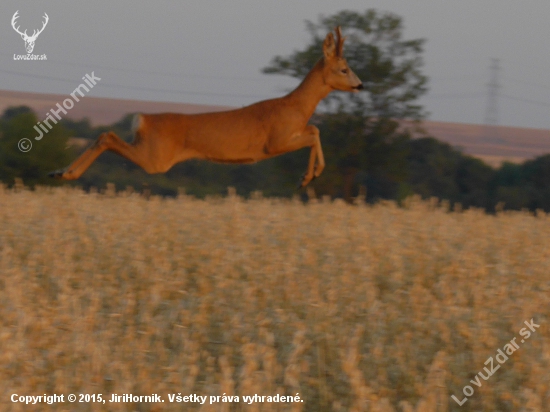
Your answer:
[341,69,348,74]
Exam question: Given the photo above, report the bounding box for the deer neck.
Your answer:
[286,59,332,120]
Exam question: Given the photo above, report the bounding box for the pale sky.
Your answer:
[1,0,550,129]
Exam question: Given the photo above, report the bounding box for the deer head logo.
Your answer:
[11,11,49,54]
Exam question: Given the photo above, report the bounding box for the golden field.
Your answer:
[0,185,548,412]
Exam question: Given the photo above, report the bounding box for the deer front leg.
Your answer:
[266,125,324,188]
[311,126,325,177]
[297,125,325,187]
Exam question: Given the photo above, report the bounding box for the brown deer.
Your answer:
[50,27,362,188]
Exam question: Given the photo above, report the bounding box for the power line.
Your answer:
[502,76,550,91]
[43,59,271,83]
[3,66,550,110]
[501,94,550,107]
[428,74,484,82]
[483,58,501,142]
[0,52,271,84]
[0,68,272,100]
[423,93,485,99]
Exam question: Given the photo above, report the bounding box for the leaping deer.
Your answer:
[12,11,49,54]
[50,27,363,188]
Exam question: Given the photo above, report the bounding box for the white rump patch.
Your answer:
[131,114,142,133]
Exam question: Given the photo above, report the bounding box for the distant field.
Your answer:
[417,120,550,167]
[0,185,548,411]
[472,155,527,169]
[0,89,230,126]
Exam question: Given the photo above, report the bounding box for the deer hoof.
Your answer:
[48,169,62,178]
[298,173,315,189]
[48,169,68,179]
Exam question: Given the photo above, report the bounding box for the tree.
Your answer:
[0,106,73,187]
[407,137,494,209]
[263,9,428,201]
[491,155,550,212]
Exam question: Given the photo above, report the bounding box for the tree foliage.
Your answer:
[263,9,428,119]
[0,106,72,187]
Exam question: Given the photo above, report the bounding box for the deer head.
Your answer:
[12,11,49,54]
[322,26,363,92]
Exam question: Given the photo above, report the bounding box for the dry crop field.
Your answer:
[0,185,549,412]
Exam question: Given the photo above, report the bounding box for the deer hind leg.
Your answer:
[49,131,155,180]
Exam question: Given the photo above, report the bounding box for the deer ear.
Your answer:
[323,32,336,59]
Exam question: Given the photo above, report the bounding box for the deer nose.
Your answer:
[355,83,364,90]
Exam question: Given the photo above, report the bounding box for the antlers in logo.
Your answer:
[12,10,49,54]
